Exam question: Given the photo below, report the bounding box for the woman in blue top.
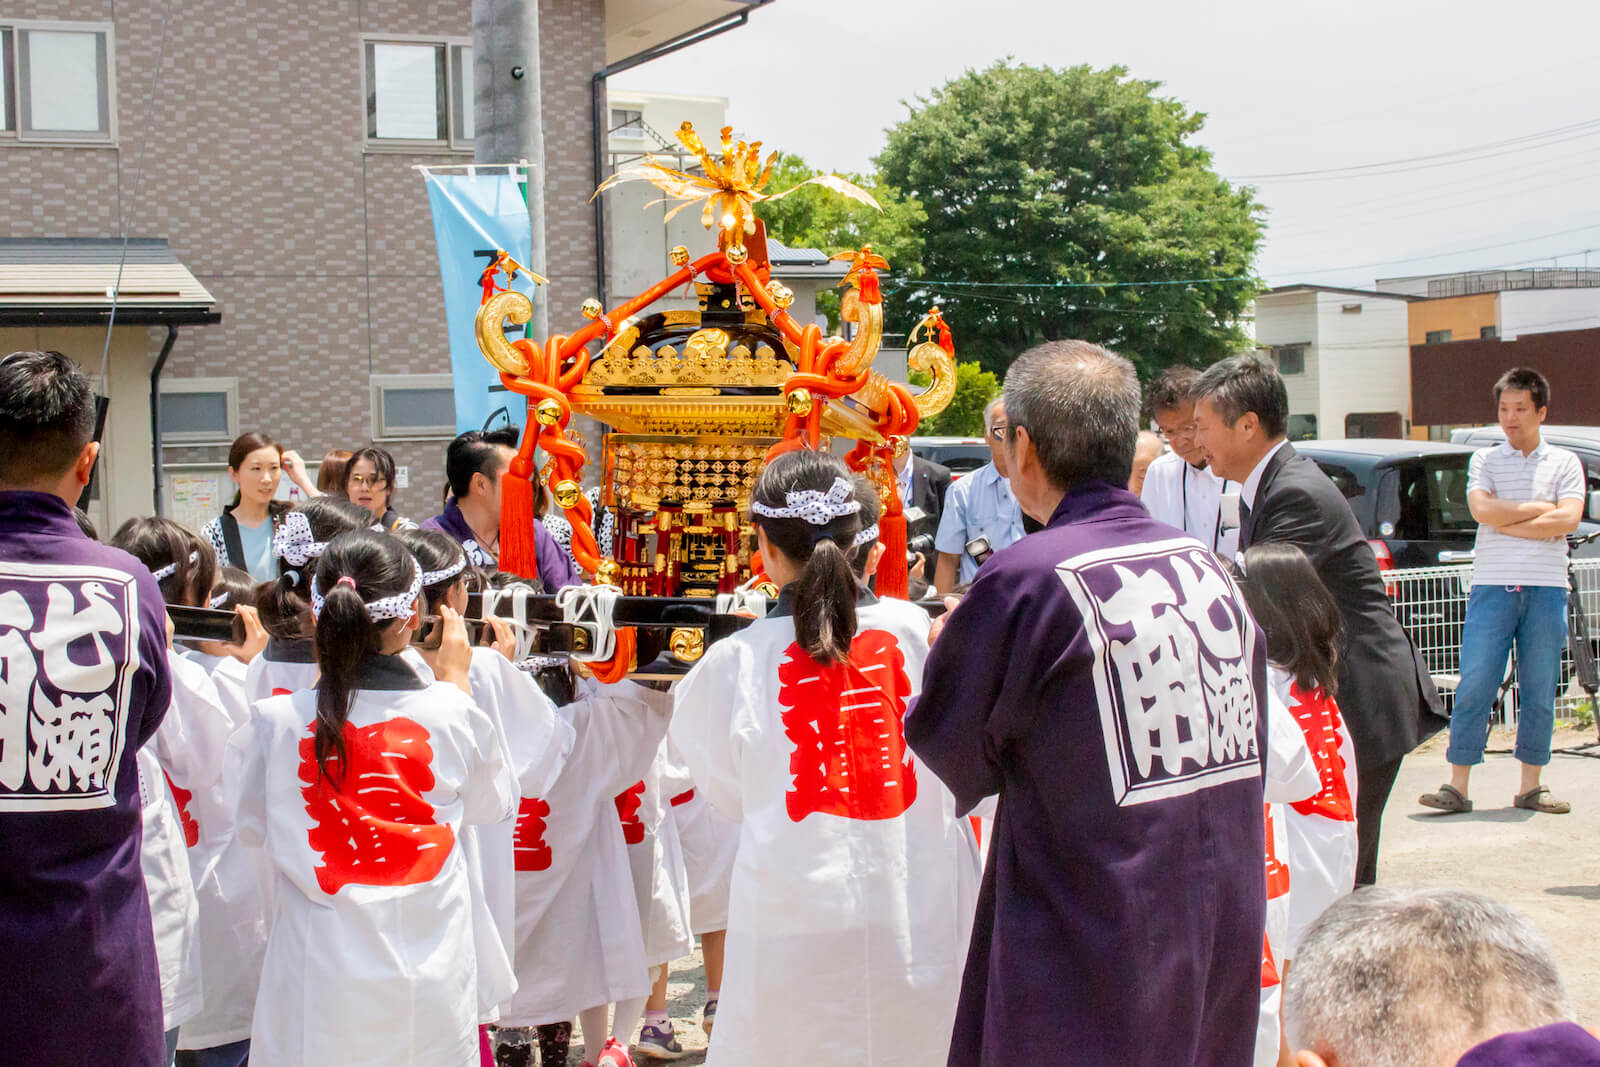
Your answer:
[201,432,319,582]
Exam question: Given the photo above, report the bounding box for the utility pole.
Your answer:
[472,0,548,342]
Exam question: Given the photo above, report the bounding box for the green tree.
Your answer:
[755,155,926,331]
[911,359,1000,437]
[877,61,1264,378]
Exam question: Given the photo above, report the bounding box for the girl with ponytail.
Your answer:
[393,529,574,1054]
[667,449,980,1064]
[246,495,373,704]
[229,529,515,1066]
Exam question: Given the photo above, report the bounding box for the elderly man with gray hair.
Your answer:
[1285,887,1600,1066]
[908,340,1271,1065]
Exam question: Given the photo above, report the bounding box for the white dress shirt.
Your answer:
[1140,450,1240,557]
[1240,439,1291,519]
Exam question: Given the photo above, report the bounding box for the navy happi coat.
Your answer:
[906,481,1268,1067]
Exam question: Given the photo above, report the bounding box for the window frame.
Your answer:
[158,376,240,446]
[1275,344,1307,375]
[370,373,457,441]
[611,107,645,140]
[359,34,472,153]
[1,19,117,144]
[1424,329,1453,345]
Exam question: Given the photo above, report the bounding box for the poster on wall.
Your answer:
[170,472,224,535]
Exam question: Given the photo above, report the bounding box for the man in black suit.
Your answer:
[896,450,952,579]
[1192,354,1445,885]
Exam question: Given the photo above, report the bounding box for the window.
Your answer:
[1480,324,1498,340]
[1275,344,1306,375]
[1287,413,1318,440]
[611,108,644,139]
[0,21,115,141]
[159,378,239,445]
[371,374,455,439]
[362,37,472,148]
[1425,329,1452,344]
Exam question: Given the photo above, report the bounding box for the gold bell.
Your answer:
[766,282,795,309]
[554,480,582,509]
[786,388,814,416]
[754,581,780,599]
[725,243,748,265]
[594,558,621,587]
[669,245,691,267]
[890,435,911,458]
[580,298,603,320]
[534,397,564,427]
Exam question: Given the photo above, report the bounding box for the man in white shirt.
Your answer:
[1420,367,1585,817]
[933,397,1026,592]
[1140,365,1240,558]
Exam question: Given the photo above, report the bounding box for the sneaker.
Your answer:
[700,998,717,1036]
[633,1023,685,1061]
[594,1038,635,1067]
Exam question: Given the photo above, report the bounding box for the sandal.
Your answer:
[1514,786,1571,814]
[1418,784,1473,813]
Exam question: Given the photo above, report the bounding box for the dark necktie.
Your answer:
[1239,499,1253,548]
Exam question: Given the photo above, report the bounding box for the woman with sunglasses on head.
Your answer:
[344,446,418,532]
[201,433,321,583]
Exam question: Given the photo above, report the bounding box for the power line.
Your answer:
[1229,118,1600,182]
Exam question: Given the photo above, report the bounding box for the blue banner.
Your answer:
[422,167,535,434]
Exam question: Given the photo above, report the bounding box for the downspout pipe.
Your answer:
[590,1,775,306]
[150,323,177,515]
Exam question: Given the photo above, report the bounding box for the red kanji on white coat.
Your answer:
[778,630,917,823]
[297,717,454,895]
[1288,684,1355,822]
[513,796,553,872]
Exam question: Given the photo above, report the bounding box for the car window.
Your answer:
[1311,461,1370,525]
[1397,457,1475,538]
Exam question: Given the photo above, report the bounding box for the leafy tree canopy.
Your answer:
[877,61,1264,378]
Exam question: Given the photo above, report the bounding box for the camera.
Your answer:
[965,535,994,566]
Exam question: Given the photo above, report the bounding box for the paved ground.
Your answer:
[1382,724,1600,1023]
[569,724,1600,1063]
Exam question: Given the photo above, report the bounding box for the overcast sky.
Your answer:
[612,0,1600,289]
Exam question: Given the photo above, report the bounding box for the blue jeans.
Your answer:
[1448,584,1567,767]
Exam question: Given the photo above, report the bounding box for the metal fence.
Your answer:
[1389,559,1600,723]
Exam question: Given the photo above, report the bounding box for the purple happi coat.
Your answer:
[906,481,1268,1067]
[421,498,579,588]
[0,491,173,1065]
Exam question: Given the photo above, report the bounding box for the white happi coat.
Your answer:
[1272,669,1359,957]
[244,639,321,708]
[667,736,739,936]
[500,680,673,1027]
[228,656,515,1066]
[1257,683,1320,1067]
[670,596,981,1067]
[623,740,694,968]
[401,646,575,1019]
[176,650,272,1050]
[143,649,241,1032]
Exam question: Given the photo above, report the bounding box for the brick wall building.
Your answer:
[0,0,765,531]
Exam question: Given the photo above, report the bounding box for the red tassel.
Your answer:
[497,456,541,580]
[876,512,910,599]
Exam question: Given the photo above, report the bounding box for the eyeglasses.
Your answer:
[348,474,389,490]
[1157,423,1198,443]
[988,424,1008,442]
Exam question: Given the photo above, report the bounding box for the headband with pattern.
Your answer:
[273,510,329,568]
[309,558,422,623]
[851,523,879,549]
[750,476,862,527]
[151,550,200,582]
[419,556,466,587]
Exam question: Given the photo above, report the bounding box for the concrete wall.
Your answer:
[0,0,605,531]
[1311,292,1413,438]
[1500,288,1600,341]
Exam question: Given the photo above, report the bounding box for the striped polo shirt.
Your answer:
[1468,438,1585,588]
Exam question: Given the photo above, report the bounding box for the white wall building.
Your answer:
[1253,284,1417,440]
